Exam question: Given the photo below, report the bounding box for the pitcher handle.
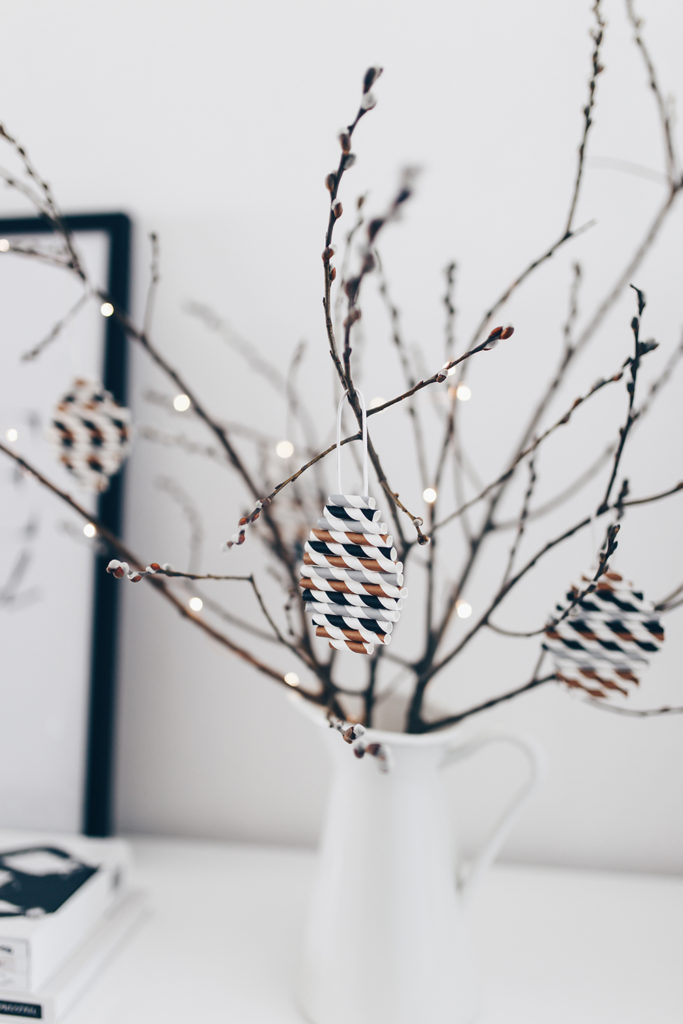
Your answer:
[441,729,545,905]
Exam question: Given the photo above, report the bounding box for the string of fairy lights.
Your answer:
[164,369,475,689]
[1,223,476,688]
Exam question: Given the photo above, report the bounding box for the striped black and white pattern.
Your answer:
[543,572,665,700]
[300,494,406,655]
[47,379,131,493]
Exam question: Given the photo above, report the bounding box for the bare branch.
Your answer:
[625,0,678,185]
[143,232,160,336]
[0,438,321,695]
[418,657,555,733]
[579,699,683,718]
[20,289,91,361]
[564,0,606,233]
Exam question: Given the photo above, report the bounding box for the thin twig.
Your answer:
[0,438,322,695]
[154,475,204,571]
[580,699,683,718]
[376,253,430,485]
[625,0,678,185]
[143,232,160,336]
[20,289,91,361]
[564,0,606,233]
[598,285,646,512]
[419,668,555,733]
[501,455,537,586]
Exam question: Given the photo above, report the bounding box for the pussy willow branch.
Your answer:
[437,12,606,613]
[465,220,596,359]
[235,320,512,545]
[0,518,40,609]
[139,426,228,465]
[285,340,328,499]
[413,303,609,681]
[417,655,555,733]
[624,481,683,509]
[501,455,537,587]
[655,579,683,611]
[0,121,313,651]
[415,284,653,711]
[0,123,85,281]
[367,326,514,418]
[572,181,682,361]
[0,438,324,694]
[20,289,91,361]
[443,260,457,360]
[564,0,605,233]
[338,175,423,549]
[97,299,327,679]
[420,478,682,695]
[2,21,681,732]
[494,329,683,530]
[497,449,613,529]
[0,176,320,677]
[143,389,289,450]
[321,68,381,384]
[334,194,366,331]
[154,474,204,571]
[187,302,322,476]
[0,166,328,684]
[193,590,280,646]
[488,516,621,639]
[581,699,683,718]
[407,468,682,731]
[375,253,430,486]
[461,2,602,354]
[430,346,642,537]
[320,73,428,547]
[625,0,679,186]
[598,285,645,512]
[143,232,160,337]
[0,167,52,218]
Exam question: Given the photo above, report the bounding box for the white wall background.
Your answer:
[1,0,682,872]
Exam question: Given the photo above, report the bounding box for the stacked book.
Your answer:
[0,832,144,1022]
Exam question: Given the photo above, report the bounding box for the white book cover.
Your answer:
[0,833,131,993]
[0,889,146,1022]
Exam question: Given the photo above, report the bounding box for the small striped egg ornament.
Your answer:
[542,570,665,699]
[46,378,131,493]
[299,392,406,655]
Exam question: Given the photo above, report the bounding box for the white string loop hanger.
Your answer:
[336,388,369,497]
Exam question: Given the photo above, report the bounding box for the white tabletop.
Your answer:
[63,837,683,1023]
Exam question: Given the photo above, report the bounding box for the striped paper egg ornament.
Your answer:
[46,378,131,493]
[542,571,665,699]
[299,493,406,655]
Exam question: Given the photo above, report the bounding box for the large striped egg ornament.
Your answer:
[543,571,665,699]
[47,378,131,493]
[299,494,406,655]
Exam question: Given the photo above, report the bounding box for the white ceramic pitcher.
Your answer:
[297,708,543,1024]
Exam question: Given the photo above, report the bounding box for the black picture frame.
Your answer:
[0,212,131,837]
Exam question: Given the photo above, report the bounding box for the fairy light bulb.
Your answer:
[5,427,18,443]
[284,671,300,687]
[456,599,472,619]
[188,596,203,612]
[276,440,294,459]
[456,383,471,401]
[0,239,10,253]
[100,301,115,318]
[423,487,437,504]
[173,393,191,412]
[82,522,97,539]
